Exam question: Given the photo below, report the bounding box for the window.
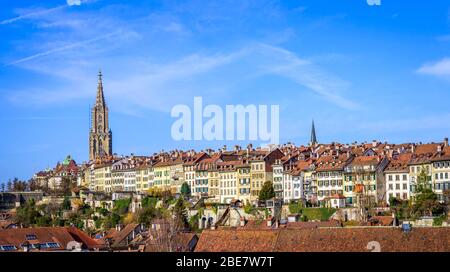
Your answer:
[0,245,17,251]
[403,183,407,190]
[26,234,37,240]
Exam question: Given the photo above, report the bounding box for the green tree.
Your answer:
[142,196,157,209]
[62,197,72,210]
[15,199,40,227]
[289,202,303,214]
[259,181,275,201]
[113,198,131,215]
[180,182,191,197]
[138,206,161,225]
[410,168,445,218]
[103,213,121,229]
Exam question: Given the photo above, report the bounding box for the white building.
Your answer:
[272,161,284,199]
[385,154,412,203]
[313,155,349,205]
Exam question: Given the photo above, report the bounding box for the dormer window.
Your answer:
[26,234,37,240]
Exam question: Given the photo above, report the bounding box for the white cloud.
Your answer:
[7,43,358,113]
[5,31,125,66]
[0,1,87,25]
[417,58,450,77]
[162,22,185,33]
[0,6,66,25]
[253,44,358,110]
[2,2,358,113]
[67,0,82,6]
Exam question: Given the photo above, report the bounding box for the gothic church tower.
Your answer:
[89,70,112,161]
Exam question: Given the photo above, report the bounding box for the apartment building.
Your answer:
[385,153,412,203]
[313,154,351,205]
[344,155,388,206]
[431,141,450,202]
[236,161,251,204]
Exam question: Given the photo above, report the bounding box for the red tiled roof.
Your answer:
[350,155,382,166]
[385,153,412,172]
[282,220,342,229]
[65,226,104,250]
[414,144,440,155]
[195,228,449,252]
[315,155,352,172]
[0,227,85,251]
[195,229,278,252]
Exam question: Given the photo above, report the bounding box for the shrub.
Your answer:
[289,202,302,214]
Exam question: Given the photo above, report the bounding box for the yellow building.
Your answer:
[169,158,185,194]
[153,161,172,192]
[135,164,152,193]
[250,160,267,201]
[236,162,251,204]
[208,168,220,202]
[431,145,450,202]
[218,161,239,203]
[93,163,112,192]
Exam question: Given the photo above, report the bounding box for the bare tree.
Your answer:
[147,217,186,252]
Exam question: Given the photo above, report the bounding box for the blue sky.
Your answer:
[1,0,450,182]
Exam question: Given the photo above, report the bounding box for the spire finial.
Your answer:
[98,69,102,83]
[96,69,105,106]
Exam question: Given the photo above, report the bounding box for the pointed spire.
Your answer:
[310,119,317,146]
[96,69,105,106]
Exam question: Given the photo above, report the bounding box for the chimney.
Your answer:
[411,144,415,153]
[222,145,227,152]
[445,138,449,147]
[437,145,442,153]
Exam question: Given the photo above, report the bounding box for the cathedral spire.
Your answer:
[96,69,105,106]
[310,119,317,146]
[90,70,112,161]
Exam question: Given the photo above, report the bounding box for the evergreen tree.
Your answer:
[6,180,12,191]
[259,181,275,201]
[410,167,445,217]
[180,182,191,197]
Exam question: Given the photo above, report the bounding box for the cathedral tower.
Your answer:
[89,70,112,161]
